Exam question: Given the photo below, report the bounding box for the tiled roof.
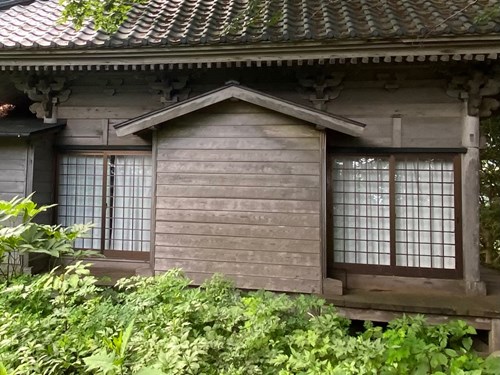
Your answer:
[0,0,500,50]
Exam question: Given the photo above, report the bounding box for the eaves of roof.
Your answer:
[1,37,500,71]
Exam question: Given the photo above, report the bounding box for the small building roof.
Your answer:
[114,84,366,137]
[0,118,64,137]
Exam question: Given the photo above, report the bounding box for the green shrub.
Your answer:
[0,264,499,374]
[0,194,95,280]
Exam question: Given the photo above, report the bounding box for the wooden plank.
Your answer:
[107,129,152,146]
[0,181,25,194]
[392,116,402,147]
[328,134,393,148]
[156,185,320,201]
[160,124,319,138]
[156,221,320,240]
[156,197,320,213]
[155,258,321,280]
[0,149,26,160]
[182,271,320,293]
[155,233,320,253]
[156,161,320,175]
[328,103,463,118]
[0,169,26,180]
[58,119,105,137]
[334,87,459,104]
[156,246,320,266]
[156,173,320,188]
[336,307,492,331]
[198,101,269,114]
[490,319,500,352]
[58,106,158,119]
[0,161,27,171]
[57,119,104,146]
[155,209,320,227]
[402,117,461,147]
[165,112,309,127]
[402,138,461,148]
[0,193,22,200]
[157,149,320,162]
[158,137,320,150]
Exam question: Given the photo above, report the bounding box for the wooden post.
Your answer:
[392,115,402,147]
[490,319,500,353]
[461,102,486,295]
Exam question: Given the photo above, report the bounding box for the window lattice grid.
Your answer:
[58,155,103,250]
[57,153,152,253]
[332,156,391,265]
[104,155,152,252]
[395,157,456,269]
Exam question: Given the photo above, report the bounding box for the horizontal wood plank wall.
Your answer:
[326,87,462,148]
[155,101,322,293]
[0,139,27,201]
[56,119,151,147]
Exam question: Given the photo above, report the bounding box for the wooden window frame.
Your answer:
[326,152,463,279]
[56,150,152,261]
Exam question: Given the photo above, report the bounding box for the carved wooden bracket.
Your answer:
[446,69,500,117]
[100,78,124,96]
[297,72,345,110]
[11,73,72,118]
[376,72,406,92]
[147,74,191,104]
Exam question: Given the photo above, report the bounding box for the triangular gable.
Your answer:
[114,84,365,137]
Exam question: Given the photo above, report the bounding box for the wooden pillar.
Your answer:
[461,103,486,295]
[490,319,500,353]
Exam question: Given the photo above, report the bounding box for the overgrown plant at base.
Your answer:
[0,263,499,374]
[0,194,95,280]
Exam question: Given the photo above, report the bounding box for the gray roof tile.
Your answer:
[0,0,499,50]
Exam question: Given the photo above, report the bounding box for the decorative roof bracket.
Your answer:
[446,68,500,117]
[11,73,72,121]
[297,72,345,111]
[147,74,191,105]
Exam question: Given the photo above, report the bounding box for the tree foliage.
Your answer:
[480,116,500,266]
[59,0,146,33]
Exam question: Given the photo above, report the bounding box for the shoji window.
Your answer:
[57,152,152,259]
[329,154,461,278]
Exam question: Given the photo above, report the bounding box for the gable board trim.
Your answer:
[114,84,366,137]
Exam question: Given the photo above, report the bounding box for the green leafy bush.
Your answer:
[0,264,499,374]
[0,194,95,279]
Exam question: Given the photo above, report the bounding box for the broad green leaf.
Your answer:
[83,349,116,374]
[135,367,167,375]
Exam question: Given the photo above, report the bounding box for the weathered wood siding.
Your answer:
[31,137,55,224]
[325,87,462,148]
[56,119,151,147]
[0,139,27,201]
[155,101,322,293]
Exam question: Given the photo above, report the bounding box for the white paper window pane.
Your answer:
[395,158,456,270]
[58,153,151,253]
[332,156,390,265]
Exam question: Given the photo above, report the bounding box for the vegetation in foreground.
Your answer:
[0,264,499,375]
